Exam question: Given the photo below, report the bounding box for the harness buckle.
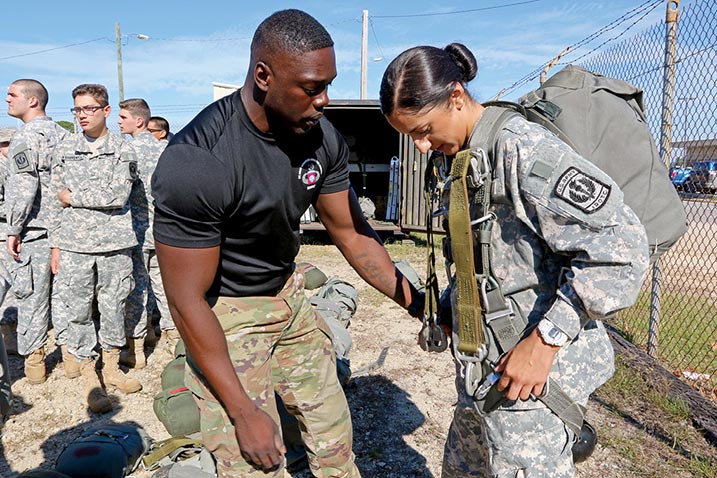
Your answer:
[419,314,448,353]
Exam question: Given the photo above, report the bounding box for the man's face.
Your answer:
[6,84,31,120]
[118,108,140,136]
[73,94,110,136]
[262,47,337,135]
[0,141,10,159]
[147,121,166,141]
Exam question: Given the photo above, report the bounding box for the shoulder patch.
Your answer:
[13,150,31,172]
[554,167,611,214]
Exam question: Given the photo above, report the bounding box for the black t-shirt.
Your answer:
[152,90,350,297]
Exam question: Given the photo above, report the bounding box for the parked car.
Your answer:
[691,160,717,194]
[670,166,695,191]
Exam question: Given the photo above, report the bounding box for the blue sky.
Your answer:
[0,0,667,131]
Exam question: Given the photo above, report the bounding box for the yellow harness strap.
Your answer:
[449,149,484,354]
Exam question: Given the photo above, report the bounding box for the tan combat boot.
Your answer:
[24,348,46,384]
[79,357,113,413]
[1,323,18,355]
[162,329,181,355]
[119,338,146,369]
[61,345,80,379]
[102,348,142,394]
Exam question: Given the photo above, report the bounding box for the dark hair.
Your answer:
[119,98,151,123]
[380,43,477,116]
[12,79,49,110]
[72,84,109,106]
[149,116,169,134]
[251,9,333,57]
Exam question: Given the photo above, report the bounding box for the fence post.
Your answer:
[648,0,680,356]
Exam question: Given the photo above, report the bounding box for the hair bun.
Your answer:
[444,43,478,83]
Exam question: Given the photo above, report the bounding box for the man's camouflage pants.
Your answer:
[57,249,133,359]
[184,269,360,478]
[7,236,52,356]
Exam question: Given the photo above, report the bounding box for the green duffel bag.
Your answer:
[154,355,201,437]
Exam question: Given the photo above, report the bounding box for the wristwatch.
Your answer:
[537,319,569,347]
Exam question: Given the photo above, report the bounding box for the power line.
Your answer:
[369,18,386,60]
[371,0,541,19]
[500,0,663,97]
[0,37,107,61]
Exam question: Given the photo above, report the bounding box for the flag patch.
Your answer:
[554,167,611,213]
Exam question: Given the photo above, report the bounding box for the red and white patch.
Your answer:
[298,158,323,190]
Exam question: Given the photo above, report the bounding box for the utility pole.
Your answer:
[116,22,124,102]
[361,10,368,100]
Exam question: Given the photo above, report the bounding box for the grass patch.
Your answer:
[611,290,717,391]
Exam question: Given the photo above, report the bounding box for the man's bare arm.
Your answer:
[315,188,417,310]
[155,242,285,469]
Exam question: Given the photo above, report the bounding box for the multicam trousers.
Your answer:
[184,270,360,478]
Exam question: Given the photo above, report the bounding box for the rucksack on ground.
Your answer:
[487,64,687,261]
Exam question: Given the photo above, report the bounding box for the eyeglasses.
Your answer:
[70,105,107,116]
[147,128,163,133]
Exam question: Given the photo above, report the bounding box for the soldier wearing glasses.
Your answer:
[4,79,67,386]
[50,84,141,413]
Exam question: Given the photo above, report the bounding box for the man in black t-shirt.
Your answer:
[152,9,423,477]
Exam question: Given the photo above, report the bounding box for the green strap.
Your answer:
[142,436,203,470]
[449,149,484,355]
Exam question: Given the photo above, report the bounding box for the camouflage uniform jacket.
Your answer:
[442,113,649,404]
[49,131,138,253]
[5,116,67,240]
[128,131,166,250]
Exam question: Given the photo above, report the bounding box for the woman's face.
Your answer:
[385,86,470,156]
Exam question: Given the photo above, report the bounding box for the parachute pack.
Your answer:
[486,64,687,261]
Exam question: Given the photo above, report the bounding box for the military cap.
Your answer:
[0,127,16,143]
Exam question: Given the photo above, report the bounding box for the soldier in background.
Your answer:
[50,84,141,413]
[4,79,67,384]
[0,127,17,357]
[147,116,171,142]
[117,98,176,369]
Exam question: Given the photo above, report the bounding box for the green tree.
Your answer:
[56,120,74,132]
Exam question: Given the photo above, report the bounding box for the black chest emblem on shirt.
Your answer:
[298,158,323,190]
[554,167,611,213]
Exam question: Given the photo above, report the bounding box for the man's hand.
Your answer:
[58,189,71,207]
[7,235,21,261]
[232,406,286,470]
[494,327,560,401]
[51,248,60,274]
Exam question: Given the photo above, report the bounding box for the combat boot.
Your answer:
[102,349,142,394]
[61,345,80,379]
[24,348,46,385]
[162,329,181,356]
[119,338,146,369]
[145,324,159,347]
[79,357,112,413]
[1,322,18,355]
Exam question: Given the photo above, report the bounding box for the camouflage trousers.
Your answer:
[56,249,133,359]
[442,321,614,478]
[184,270,360,478]
[125,247,173,338]
[125,245,149,338]
[146,248,172,330]
[0,263,12,422]
[6,236,52,356]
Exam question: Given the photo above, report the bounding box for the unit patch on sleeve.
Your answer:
[13,151,30,172]
[554,167,611,213]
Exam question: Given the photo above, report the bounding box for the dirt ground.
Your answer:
[0,241,715,477]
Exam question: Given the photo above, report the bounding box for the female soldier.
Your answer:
[380,43,649,477]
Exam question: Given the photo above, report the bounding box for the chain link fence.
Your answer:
[577,0,717,401]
